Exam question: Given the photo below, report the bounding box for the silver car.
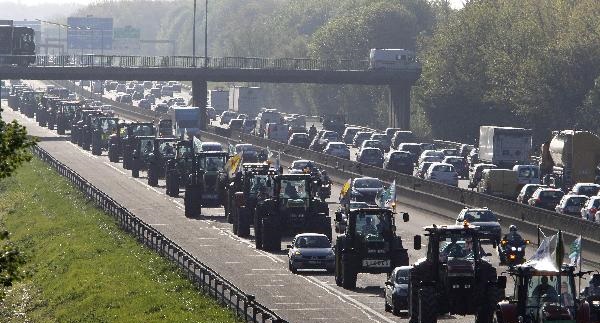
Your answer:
[287,233,335,274]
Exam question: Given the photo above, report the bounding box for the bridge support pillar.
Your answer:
[192,79,208,130]
[389,83,411,130]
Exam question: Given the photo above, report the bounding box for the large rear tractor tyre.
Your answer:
[166,171,179,197]
[475,286,498,323]
[237,207,251,237]
[254,214,263,250]
[147,164,159,187]
[57,122,65,135]
[184,185,202,218]
[334,242,343,287]
[108,144,118,163]
[131,163,140,178]
[341,258,357,290]
[418,287,438,323]
[91,134,102,156]
[261,217,281,252]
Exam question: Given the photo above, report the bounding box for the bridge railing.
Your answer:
[0,54,420,71]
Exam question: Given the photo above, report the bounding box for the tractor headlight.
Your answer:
[517,247,522,252]
[511,247,517,251]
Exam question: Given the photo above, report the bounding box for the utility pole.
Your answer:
[192,0,197,67]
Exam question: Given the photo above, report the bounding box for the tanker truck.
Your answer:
[539,130,600,190]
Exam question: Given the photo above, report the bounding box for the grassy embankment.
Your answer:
[0,158,238,322]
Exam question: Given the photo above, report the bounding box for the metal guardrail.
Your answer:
[0,54,401,72]
[31,145,286,323]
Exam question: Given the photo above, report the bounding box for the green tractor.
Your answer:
[409,223,504,323]
[253,174,331,252]
[164,140,194,197]
[227,163,278,237]
[90,116,119,156]
[107,122,155,168]
[183,151,229,217]
[130,136,179,183]
[334,207,410,290]
[55,100,82,135]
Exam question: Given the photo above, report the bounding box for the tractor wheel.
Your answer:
[341,257,357,290]
[418,287,438,323]
[82,137,91,151]
[108,144,118,163]
[147,164,159,187]
[57,122,65,135]
[70,129,77,143]
[254,214,263,250]
[334,237,344,287]
[184,184,202,218]
[237,207,250,237]
[232,205,239,235]
[91,135,102,156]
[166,171,179,197]
[123,148,131,170]
[261,217,281,252]
[475,286,498,323]
[131,163,140,178]
[48,120,54,130]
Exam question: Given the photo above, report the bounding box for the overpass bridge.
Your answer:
[0,54,421,129]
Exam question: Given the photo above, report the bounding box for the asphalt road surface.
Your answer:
[3,83,598,322]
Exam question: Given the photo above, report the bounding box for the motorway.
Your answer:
[3,82,599,322]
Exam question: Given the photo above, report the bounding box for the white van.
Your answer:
[369,49,418,70]
[512,165,540,185]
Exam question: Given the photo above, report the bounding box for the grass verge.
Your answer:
[0,157,238,323]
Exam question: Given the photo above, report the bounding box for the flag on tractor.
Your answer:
[226,152,243,178]
[569,236,582,267]
[193,136,203,153]
[339,178,352,203]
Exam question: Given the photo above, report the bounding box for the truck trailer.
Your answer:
[171,107,201,138]
[478,126,533,169]
[228,86,264,115]
[208,89,229,114]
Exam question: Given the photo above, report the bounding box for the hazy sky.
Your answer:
[0,0,466,8]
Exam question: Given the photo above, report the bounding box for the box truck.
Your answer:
[228,86,264,115]
[478,126,533,169]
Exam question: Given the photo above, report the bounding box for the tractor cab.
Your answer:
[495,264,591,323]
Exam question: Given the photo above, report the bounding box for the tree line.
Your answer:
[71,0,600,142]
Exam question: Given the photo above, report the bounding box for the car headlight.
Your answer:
[511,247,517,251]
[517,247,522,252]
[294,250,302,256]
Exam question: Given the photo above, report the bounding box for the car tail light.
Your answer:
[591,208,597,214]
[536,198,541,204]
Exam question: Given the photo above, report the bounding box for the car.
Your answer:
[370,133,391,152]
[356,147,384,168]
[350,177,384,204]
[321,130,339,142]
[459,144,475,158]
[220,111,237,125]
[144,93,156,105]
[323,142,350,159]
[580,196,600,222]
[138,99,151,110]
[154,103,169,115]
[358,139,384,155]
[414,161,434,179]
[419,143,435,151]
[385,266,411,316]
[199,142,223,152]
[439,148,459,156]
[442,156,468,179]
[383,150,413,175]
[397,143,422,163]
[288,160,318,174]
[228,118,244,131]
[425,162,459,186]
[419,155,444,166]
[161,85,174,97]
[287,233,335,274]
[115,83,127,93]
[342,126,362,145]
[288,132,310,148]
[468,163,497,188]
[555,194,588,216]
[517,184,547,204]
[570,183,600,197]
[242,119,256,134]
[234,144,262,163]
[418,149,445,166]
[352,131,373,148]
[119,94,132,104]
[456,207,502,244]
[390,131,416,150]
[528,188,565,210]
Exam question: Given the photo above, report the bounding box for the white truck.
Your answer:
[478,126,533,169]
[368,49,419,70]
[171,106,201,138]
[208,89,229,114]
[228,86,264,115]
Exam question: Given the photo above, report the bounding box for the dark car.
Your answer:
[342,127,362,145]
[528,188,565,211]
[288,133,310,149]
[443,156,468,179]
[385,266,411,316]
[228,118,244,131]
[517,184,547,204]
[397,143,422,164]
[356,147,384,168]
[456,208,501,244]
[352,131,373,148]
[350,177,384,204]
[370,133,391,152]
[384,151,413,175]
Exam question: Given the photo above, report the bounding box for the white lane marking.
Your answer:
[103,162,127,175]
[251,268,284,271]
[172,200,185,209]
[150,224,168,226]
[68,142,98,159]
[224,261,242,264]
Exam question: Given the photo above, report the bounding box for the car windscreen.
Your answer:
[577,186,599,196]
[518,167,539,179]
[362,149,382,157]
[354,178,383,189]
[432,165,454,172]
[463,210,497,222]
[158,141,177,156]
[279,179,308,199]
[131,125,154,136]
[295,235,330,248]
[201,156,225,171]
[566,197,587,207]
[540,191,564,199]
[396,270,409,284]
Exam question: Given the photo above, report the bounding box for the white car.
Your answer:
[570,183,600,197]
[555,194,588,216]
[323,142,350,159]
[425,162,458,186]
[418,150,445,166]
[580,196,600,222]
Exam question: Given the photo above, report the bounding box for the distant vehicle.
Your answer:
[516,184,547,204]
[384,151,413,175]
[570,183,600,197]
[138,99,151,110]
[287,233,334,274]
[476,169,519,199]
[220,111,237,125]
[425,162,458,186]
[414,161,434,179]
[119,94,132,104]
[512,164,540,186]
[358,140,384,155]
[368,49,418,70]
[443,156,468,179]
[528,187,564,210]
[154,103,169,115]
[342,127,362,145]
[323,142,350,160]
[468,163,498,188]
[288,160,318,175]
[478,126,532,169]
[208,89,229,114]
[352,131,373,148]
[455,207,502,244]
[255,110,281,137]
[321,114,345,135]
[370,132,392,151]
[418,150,445,166]
[580,196,600,222]
[171,106,201,137]
[288,133,310,149]
[200,142,223,152]
[356,147,384,168]
[241,119,256,134]
[150,87,162,98]
[161,85,174,97]
[115,84,127,93]
[555,194,588,216]
[398,143,422,163]
[229,86,264,115]
[349,177,384,204]
[265,123,289,143]
[228,118,244,132]
[391,131,415,150]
